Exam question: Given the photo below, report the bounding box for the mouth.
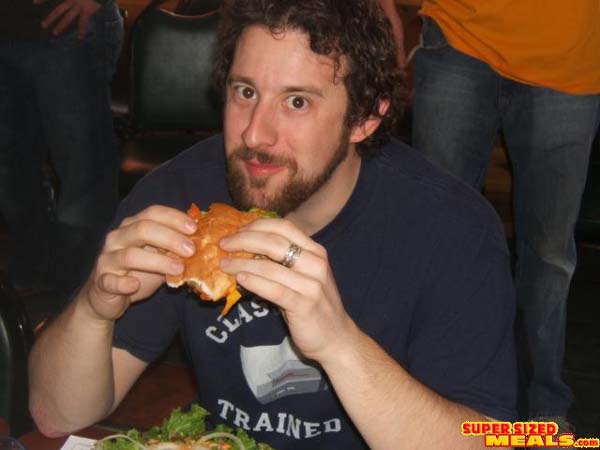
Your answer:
[243,158,287,178]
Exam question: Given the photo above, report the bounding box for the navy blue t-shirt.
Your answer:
[113,135,517,448]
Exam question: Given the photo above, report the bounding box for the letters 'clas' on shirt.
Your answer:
[420,0,600,94]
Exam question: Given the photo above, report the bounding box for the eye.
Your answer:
[234,85,256,100]
[286,95,309,110]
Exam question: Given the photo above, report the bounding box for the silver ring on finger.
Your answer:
[279,242,302,268]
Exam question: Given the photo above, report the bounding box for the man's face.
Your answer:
[223,25,355,215]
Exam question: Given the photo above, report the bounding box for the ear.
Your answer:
[349,100,390,144]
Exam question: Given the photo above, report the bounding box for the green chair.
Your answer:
[117,4,222,195]
[0,273,34,436]
[576,129,600,241]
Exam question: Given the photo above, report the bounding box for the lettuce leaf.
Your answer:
[96,404,275,449]
[95,429,144,450]
[248,207,279,218]
[161,404,209,441]
[211,424,275,450]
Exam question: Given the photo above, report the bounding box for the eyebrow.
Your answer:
[227,75,325,98]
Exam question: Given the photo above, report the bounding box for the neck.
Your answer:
[286,148,362,236]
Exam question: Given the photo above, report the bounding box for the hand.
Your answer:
[80,205,197,323]
[219,218,358,363]
[36,0,101,39]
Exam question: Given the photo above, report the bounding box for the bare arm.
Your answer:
[28,299,146,437]
[220,218,510,450]
[320,325,493,449]
[378,0,407,69]
[28,205,198,436]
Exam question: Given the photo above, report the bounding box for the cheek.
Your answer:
[290,119,342,162]
[223,103,246,146]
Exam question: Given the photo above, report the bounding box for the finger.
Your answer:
[120,205,197,236]
[239,218,326,257]
[234,270,301,312]
[106,219,196,258]
[220,229,290,260]
[221,231,324,278]
[52,8,79,35]
[98,273,140,296]
[42,2,71,28]
[104,246,185,277]
[221,257,324,301]
[88,273,134,320]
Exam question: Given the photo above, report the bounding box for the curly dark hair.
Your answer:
[212,0,406,157]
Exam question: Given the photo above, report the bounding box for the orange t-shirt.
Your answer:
[420,0,600,94]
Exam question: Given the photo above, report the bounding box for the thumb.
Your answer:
[87,273,139,321]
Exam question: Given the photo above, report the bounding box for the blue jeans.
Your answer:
[0,2,123,299]
[412,18,600,418]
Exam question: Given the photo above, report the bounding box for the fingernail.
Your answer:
[184,220,197,233]
[236,273,247,282]
[220,237,231,249]
[182,241,195,256]
[170,261,184,274]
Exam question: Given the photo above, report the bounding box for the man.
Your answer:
[411,1,600,430]
[29,1,517,448]
[0,0,122,298]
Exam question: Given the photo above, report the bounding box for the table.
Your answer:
[19,427,111,450]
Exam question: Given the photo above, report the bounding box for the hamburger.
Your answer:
[166,202,276,316]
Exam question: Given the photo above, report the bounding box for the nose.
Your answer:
[242,102,277,149]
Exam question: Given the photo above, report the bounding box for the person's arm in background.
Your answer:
[34,0,108,39]
[378,0,407,69]
[29,206,198,436]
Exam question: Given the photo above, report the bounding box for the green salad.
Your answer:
[95,404,275,450]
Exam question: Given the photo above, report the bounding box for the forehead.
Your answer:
[229,25,345,90]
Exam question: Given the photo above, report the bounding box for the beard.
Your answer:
[226,128,351,216]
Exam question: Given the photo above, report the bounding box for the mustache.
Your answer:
[231,147,296,169]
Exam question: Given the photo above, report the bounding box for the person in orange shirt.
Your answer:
[411,0,600,432]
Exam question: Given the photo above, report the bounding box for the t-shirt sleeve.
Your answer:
[407,214,517,421]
